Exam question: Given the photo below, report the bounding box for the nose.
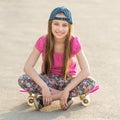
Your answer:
[58,25,63,31]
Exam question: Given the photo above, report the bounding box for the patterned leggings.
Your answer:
[18,73,96,97]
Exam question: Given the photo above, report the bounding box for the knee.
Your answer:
[84,76,96,87]
[18,74,30,87]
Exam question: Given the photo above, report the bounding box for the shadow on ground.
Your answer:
[1,102,85,120]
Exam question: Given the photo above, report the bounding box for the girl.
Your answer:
[18,6,96,110]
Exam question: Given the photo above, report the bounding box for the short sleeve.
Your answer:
[71,36,82,55]
[35,36,46,53]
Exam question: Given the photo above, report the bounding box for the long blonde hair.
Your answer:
[44,20,72,80]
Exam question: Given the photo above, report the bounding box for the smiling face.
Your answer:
[51,13,69,41]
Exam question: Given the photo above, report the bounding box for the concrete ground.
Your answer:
[0,0,120,120]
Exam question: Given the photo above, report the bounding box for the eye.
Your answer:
[63,23,68,27]
[53,22,59,26]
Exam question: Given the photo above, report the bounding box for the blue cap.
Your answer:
[49,7,73,24]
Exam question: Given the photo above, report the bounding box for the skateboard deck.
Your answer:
[19,85,99,107]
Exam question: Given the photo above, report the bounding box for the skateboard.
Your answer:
[79,85,99,106]
[19,89,38,106]
[19,85,99,107]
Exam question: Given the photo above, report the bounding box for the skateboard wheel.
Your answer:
[26,96,34,106]
[80,95,90,106]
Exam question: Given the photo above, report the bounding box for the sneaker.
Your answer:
[68,97,73,104]
[64,97,73,110]
[34,96,44,110]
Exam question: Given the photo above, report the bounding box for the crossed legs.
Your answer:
[18,74,95,110]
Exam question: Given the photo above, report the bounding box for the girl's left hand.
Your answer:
[60,89,69,110]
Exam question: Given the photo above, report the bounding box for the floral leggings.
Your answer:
[18,73,96,97]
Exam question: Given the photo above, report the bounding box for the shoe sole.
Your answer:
[33,98,40,111]
[63,99,73,110]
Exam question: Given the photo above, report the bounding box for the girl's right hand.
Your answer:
[42,85,52,106]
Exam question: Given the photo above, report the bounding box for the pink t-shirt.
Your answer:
[35,35,82,76]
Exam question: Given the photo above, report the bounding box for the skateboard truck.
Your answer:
[79,85,99,106]
[19,85,99,107]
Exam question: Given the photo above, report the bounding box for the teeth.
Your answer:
[56,33,62,35]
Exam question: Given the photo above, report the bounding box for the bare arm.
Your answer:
[24,47,47,89]
[65,50,90,92]
[24,47,52,105]
[60,50,90,109]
